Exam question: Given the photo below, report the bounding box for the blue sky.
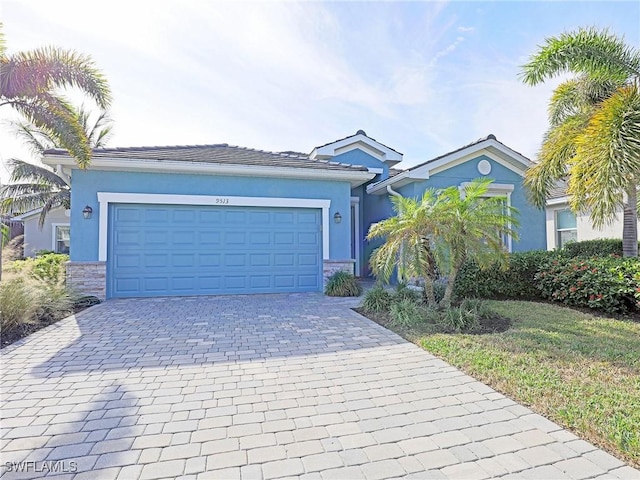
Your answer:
[1,1,639,182]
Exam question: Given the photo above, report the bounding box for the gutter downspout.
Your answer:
[387,185,402,197]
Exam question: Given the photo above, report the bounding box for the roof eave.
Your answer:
[42,155,376,188]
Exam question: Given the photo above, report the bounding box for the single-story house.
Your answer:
[545,181,640,250]
[14,206,70,257]
[42,131,546,299]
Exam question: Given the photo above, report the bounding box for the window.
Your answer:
[461,182,515,252]
[556,209,577,248]
[54,225,70,254]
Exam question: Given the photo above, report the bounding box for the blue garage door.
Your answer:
[108,204,322,298]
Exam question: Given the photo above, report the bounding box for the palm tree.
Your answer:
[0,23,112,168]
[521,27,640,257]
[0,109,113,227]
[367,178,519,308]
[430,179,519,307]
[367,191,440,306]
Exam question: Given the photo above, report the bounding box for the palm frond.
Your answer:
[0,186,69,216]
[571,84,640,227]
[520,27,640,85]
[1,46,112,108]
[6,158,69,187]
[79,107,113,148]
[9,121,55,155]
[7,95,92,167]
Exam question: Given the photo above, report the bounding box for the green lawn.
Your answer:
[397,300,640,468]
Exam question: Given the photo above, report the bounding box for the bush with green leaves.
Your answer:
[435,298,494,332]
[394,283,422,303]
[8,253,69,284]
[361,285,393,313]
[454,250,558,299]
[389,298,427,328]
[536,256,640,314]
[324,271,362,297]
[561,239,640,258]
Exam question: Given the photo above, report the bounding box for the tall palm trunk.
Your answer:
[441,258,464,308]
[623,182,638,257]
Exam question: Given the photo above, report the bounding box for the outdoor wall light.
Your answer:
[82,205,93,219]
[333,211,342,224]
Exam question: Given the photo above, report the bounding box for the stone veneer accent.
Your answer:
[66,261,107,300]
[323,259,356,285]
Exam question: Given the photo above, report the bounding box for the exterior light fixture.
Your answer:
[82,205,93,219]
[333,211,342,224]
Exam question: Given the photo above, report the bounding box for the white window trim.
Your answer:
[459,182,514,252]
[96,192,331,262]
[555,209,578,249]
[51,223,70,253]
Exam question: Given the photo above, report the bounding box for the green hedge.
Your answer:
[536,256,640,314]
[562,239,626,258]
[454,250,559,300]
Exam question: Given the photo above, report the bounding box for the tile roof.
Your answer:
[549,179,569,199]
[43,144,369,172]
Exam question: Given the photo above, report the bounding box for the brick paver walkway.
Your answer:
[1,294,638,479]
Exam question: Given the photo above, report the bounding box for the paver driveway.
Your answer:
[1,293,638,480]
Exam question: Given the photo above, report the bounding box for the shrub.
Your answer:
[562,239,629,258]
[394,283,422,303]
[0,274,73,332]
[454,250,558,300]
[325,271,362,297]
[536,256,640,314]
[389,299,427,328]
[361,285,393,313]
[8,253,69,284]
[439,305,479,332]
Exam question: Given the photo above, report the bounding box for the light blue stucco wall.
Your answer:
[334,150,389,180]
[400,155,546,252]
[358,154,547,277]
[71,169,353,262]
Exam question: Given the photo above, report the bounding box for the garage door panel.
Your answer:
[250,254,271,267]
[199,231,221,245]
[249,232,270,245]
[116,208,141,222]
[143,230,166,245]
[274,232,294,245]
[172,277,195,290]
[225,232,246,245]
[200,253,221,267]
[173,254,195,267]
[249,212,271,224]
[109,204,322,298]
[299,275,319,287]
[225,211,246,223]
[145,277,169,291]
[250,276,271,288]
[145,254,167,267]
[145,208,169,223]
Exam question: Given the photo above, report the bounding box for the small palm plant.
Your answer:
[368,178,519,308]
